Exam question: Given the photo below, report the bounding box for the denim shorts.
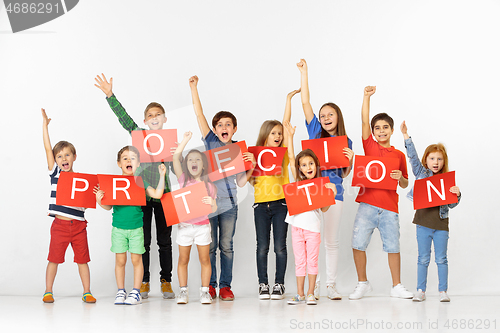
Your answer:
[351,203,400,253]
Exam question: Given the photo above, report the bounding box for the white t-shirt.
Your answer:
[285,209,321,233]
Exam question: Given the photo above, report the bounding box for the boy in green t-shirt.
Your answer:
[94,146,166,305]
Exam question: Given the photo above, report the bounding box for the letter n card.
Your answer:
[206,141,253,182]
[413,171,458,210]
[351,155,399,190]
[97,175,146,206]
[248,146,287,176]
[132,129,177,163]
[161,182,212,226]
[56,172,98,209]
[301,136,350,169]
[282,177,335,216]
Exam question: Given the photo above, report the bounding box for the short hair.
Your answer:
[370,113,394,131]
[144,102,165,119]
[117,145,140,162]
[256,120,283,147]
[295,149,321,181]
[318,103,348,139]
[53,141,76,158]
[421,143,449,174]
[212,111,237,129]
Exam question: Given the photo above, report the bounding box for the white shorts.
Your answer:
[176,223,211,247]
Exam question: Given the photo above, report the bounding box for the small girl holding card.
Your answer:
[283,121,337,305]
[172,132,217,304]
[401,122,461,302]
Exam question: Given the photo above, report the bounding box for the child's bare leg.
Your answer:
[296,276,306,297]
[353,249,368,281]
[77,263,91,293]
[307,274,317,296]
[130,253,144,290]
[45,262,58,293]
[115,253,127,290]
[388,252,401,287]
[197,244,211,287]
[178,245,191,287]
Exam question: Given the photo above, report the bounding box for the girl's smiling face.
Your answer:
[426,151,444,174]
[187,151,204,178]
[319,105,338,135]
[299,156,317,179]
[265,125,283,147]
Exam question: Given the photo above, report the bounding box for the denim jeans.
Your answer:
[209,199,238,289]
[253,199,288,285]
[416,225,449,292]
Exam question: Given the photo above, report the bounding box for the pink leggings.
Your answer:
[291,226,321,276]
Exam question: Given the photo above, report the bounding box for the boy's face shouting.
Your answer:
[117,150,140,176]
[55,147,76,172]
[372,120,393,146]
[144,107,167,130]
[213,117,237,144]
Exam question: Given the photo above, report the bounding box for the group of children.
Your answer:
[41,59,461,306]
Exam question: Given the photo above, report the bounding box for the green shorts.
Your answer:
[111,227,145,254]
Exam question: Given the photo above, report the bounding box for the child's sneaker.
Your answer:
[413,289,426,302]
[140,282,150,299]
[349,281,372,300]
[200,287,212,304]
[271,283,285,300]
[306,294,317,305]
[287,294,305,305]
[124,290,142,305]
[161,279,175,299]
[327,284,342,300]
[259,283,270,300]
[439,291,450,302]
[209,285,217,300]
[314,281,320,300]
[114,290,127,305]
[82,292,97,303]
[42,292,54,303]
[177,287,189,304]
[390,283,413,299]
[219,287,234,301]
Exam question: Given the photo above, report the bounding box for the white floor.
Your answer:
[3,294,499,333]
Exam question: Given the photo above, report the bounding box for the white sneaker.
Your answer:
[327,284,342,300]
[177,287,189,304]
[391,283,413,299]
[306,294,317,305]
[413,289,426,302]
[439,291,450,302]
[314,281,320,300]
[114,289,127,305]
[349,281,372,300]
[200,287,212,304]
[124,290,142,305]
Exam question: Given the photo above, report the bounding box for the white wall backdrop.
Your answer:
[0,0,498,297]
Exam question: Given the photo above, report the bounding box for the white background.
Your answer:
[0,0,498,297]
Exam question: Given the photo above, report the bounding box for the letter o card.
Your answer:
[56,172,98,209]
[248,146,287,176]
[132,129,177,163]
[206,141,253,182]
[413,171,457,210]
[161,182,212,226]
[301,136,350,169]
[351,155,399,190]
[282,177,335,216]
[97,175,146,206]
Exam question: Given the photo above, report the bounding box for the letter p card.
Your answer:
[56,172,98,209]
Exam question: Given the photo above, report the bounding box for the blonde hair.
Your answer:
[421,143,449,174]
[53,141,76,158]
[256,120,283,147]
[144,102,165,119]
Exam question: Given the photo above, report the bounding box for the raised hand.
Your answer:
[189,75,199,88]
[183,131,193,142]
[94,73,113,98]
[400,121,408,135]
[297,59,308,73]
[283,120,296,137]
[41,108,51,127]
[287,88,301,100]
[158,164,167,176]
[364,86,376,97]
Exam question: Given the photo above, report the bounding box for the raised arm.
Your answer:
[146,164,167,199]
[283,88,300,144]
[41,108,55,171]
[189,76,211,138]
[361,86,376,140]
[94,73,113,98]
[283,120,297,181]
[172,131,193,179]
[297,59,315,124]
[401,121,426,177]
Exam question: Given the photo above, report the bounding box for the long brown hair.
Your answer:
[181,149,216,195]
[256,120,283,147]
[318,103,348,139]
[421,143,449,174]
[295,149,321,181]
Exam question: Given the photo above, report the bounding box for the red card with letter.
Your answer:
[97,175,146,206]
[301,136,349,169]
[56,172,98,209]
[161,182,212,226]
[248,146,287,176]
[351,155,399,190]
[413,171,457,210]
[206,141,253,182]
[132,129,177,163]
[282,177,335,216]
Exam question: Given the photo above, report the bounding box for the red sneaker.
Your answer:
[209,285,217,300]
[219,287,234,301]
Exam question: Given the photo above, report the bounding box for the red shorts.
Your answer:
[47,218,90,264]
